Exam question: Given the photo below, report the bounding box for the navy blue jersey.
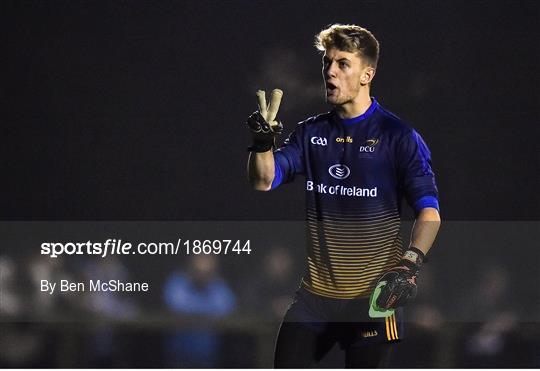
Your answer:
[272,98,439,299]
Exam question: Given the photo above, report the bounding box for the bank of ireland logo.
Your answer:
[328,164,350,179]
[359,138,379,153]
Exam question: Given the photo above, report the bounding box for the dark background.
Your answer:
[2,0,538,221]
[1,0,539,368]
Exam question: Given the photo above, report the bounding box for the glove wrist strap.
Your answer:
[400,246,425,272]
[247,140,274,153]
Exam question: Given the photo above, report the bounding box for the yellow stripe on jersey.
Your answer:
[302,204,404,299]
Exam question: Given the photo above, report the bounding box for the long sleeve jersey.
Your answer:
[271,98,439,299]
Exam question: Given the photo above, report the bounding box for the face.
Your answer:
[322,47,374,106]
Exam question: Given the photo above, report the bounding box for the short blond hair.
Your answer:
[315,24,380,67]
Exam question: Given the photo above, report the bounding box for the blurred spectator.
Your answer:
[240,247,297,320]
[26,255,74,316]
[0,255,63,367]
[79,256,140,367]
[0,256,40,367]
[457,263,518,367]
[164,254,235,315]
[0,255,21,315]
[163,254,235,367]
[80,256,140,319]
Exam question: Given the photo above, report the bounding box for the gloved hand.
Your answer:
[376,247,425,309]
[246,89,283,152]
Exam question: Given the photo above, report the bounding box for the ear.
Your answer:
[360,66,376,85]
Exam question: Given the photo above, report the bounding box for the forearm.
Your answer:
[408,207,441,255]
[247,151,275,191]
[375,208,440,311]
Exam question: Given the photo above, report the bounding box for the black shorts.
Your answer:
[283,286,404,348]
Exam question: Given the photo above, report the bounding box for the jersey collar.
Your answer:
[334,98,379,125]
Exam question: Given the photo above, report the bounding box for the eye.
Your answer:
[339,61,349,69]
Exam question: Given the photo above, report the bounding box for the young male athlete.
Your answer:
[246,24,441,368]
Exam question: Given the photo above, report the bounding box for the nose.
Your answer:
[324,61,338,79]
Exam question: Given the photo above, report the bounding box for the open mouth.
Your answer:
[326,82,337,90]
[326,82,337,94]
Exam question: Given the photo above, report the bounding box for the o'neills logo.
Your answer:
[335,136,353,143]
[361,330,378,338]
[306,181,378,197]
[359,138,379,153]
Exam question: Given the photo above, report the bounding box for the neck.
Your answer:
[334,89,372,119]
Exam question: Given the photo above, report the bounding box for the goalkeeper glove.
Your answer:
[245,111,283,152]
[375,246,425,309]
